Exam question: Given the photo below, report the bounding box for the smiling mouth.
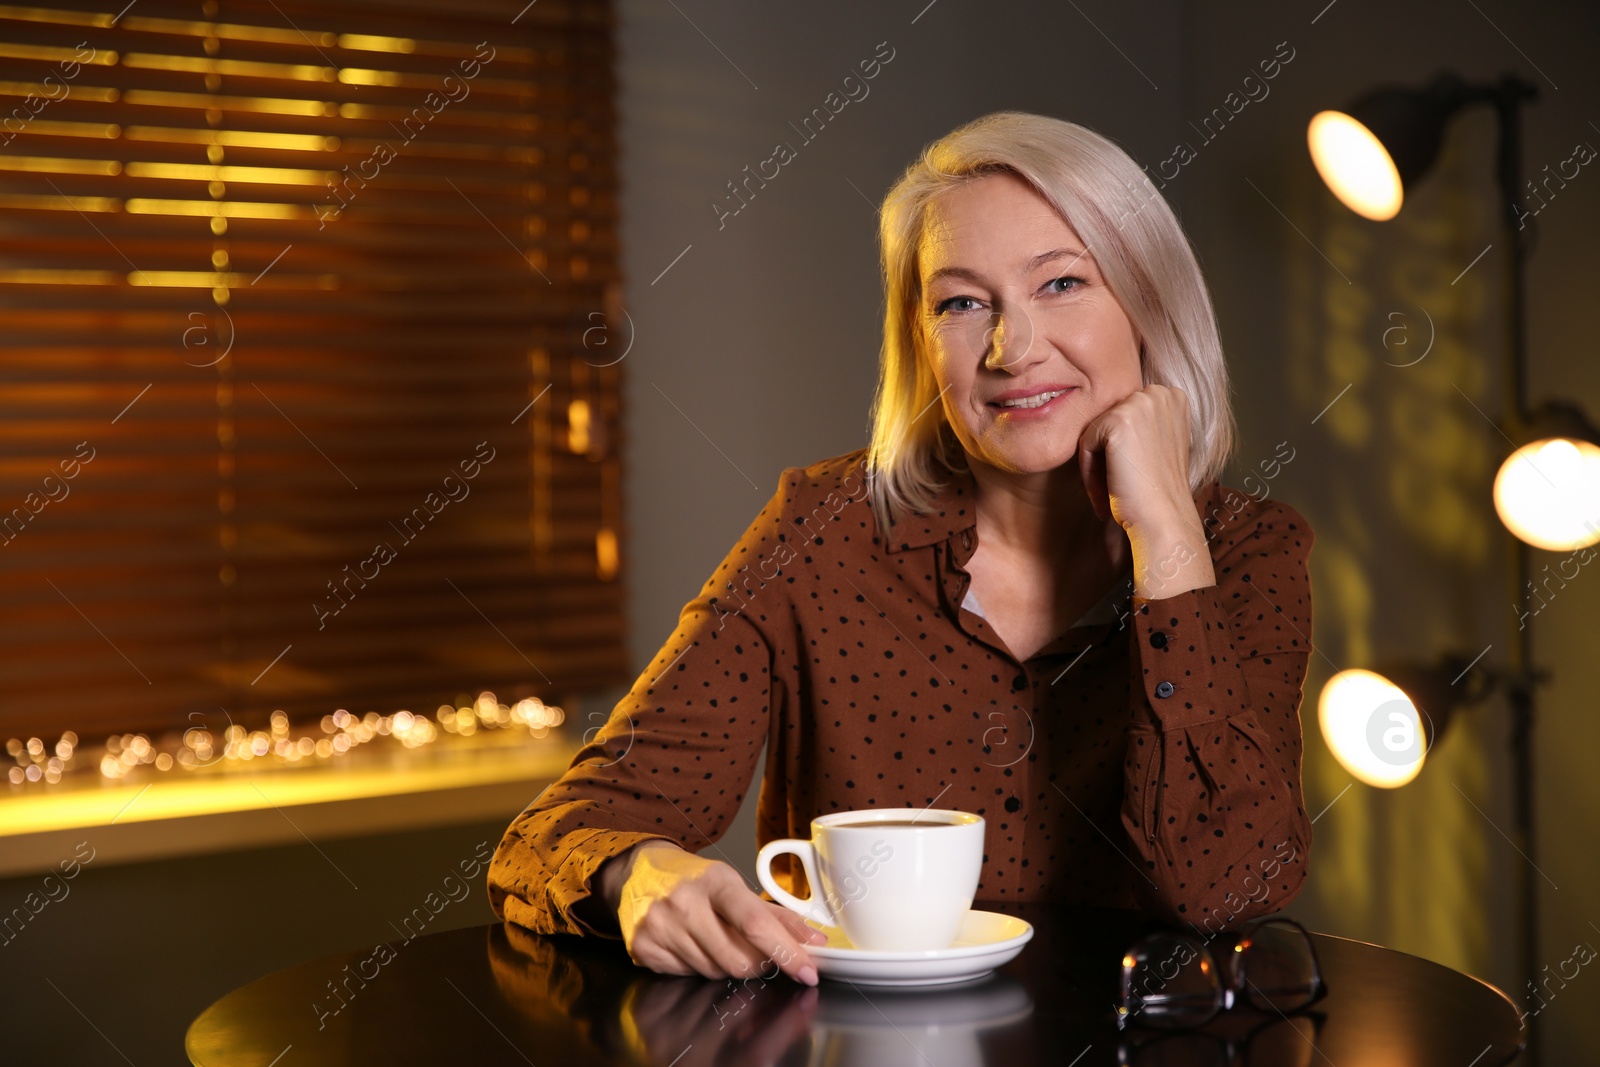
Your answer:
[991,389,1069,410]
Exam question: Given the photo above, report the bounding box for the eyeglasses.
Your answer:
[1116,1012,1327,1067]
[1116,917,1327,1030]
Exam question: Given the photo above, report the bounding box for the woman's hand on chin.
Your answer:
[1076,384,1215,599]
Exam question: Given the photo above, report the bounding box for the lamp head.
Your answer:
[1308,73,1469,220]
[1494,402,1600,552]
[1318,654,1489,789]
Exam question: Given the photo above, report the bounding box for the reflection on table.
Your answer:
[490,920,1035,1067]
[186,902,1525,1067]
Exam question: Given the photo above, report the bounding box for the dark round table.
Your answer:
[186,903,1525,1066]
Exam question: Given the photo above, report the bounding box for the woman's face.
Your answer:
[918,171,1145,477]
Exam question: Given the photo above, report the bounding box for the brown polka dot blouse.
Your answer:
[488,449,1315,937]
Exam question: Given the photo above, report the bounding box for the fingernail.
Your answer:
[799,965,818,986]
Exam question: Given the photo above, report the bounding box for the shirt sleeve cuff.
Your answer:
[1129,585,1252,729]
[516,827,681,939]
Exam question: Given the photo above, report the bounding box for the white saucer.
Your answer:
[806,910,1034,987]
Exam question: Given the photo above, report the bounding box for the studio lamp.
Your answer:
[1493,402,1600,552]
[1309,69,1577,1066]
[1308,71,1600,549]
[1307,75,1472,221]
[1318,656,1492,789]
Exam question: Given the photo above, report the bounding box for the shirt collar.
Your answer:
[882,465,979,553]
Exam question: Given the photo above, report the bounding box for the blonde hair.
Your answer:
[865,110,1237,532]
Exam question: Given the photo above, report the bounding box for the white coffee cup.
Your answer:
[755,809,984,952]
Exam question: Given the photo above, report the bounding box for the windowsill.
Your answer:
[0,730,577,878]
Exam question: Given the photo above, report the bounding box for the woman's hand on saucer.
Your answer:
[601,840,827,985]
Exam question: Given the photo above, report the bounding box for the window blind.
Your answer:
[0,0,627,742]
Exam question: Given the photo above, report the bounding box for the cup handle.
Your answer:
[756,838,838,928]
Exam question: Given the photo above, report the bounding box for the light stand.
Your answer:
[1309,71,1570,1066]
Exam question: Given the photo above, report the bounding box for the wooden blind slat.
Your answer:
[0,0,625,742]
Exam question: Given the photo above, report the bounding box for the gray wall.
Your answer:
[618,0,1599,1061]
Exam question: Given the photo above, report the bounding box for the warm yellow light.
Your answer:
[339,67,405,87]
[125,126,337,152]
[121,91,335,119]
[0,41,116,64]
[338,33,417,54]
[0,193,119,213]
[0,155,122,176]
[0,81,119,103]
[567,399,591,454]
[1493,437,1600,551]
[1307,110,1403,221]
[0,269,120,285]
[596,527,619,580]
[1318,668,1427,788]
[123,199,308,220]
[122,53,333,83]
[123,161,333,185]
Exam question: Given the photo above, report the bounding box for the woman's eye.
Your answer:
[1047,275,1085,294]
[934,295,980,315]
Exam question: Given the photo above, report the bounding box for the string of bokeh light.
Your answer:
[3,691,565,789]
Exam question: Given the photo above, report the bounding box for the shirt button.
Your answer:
[1004,795,1021,813]
[1012,673,1028,692]
[1155,681,1175,699]
[1149,631,1168,649]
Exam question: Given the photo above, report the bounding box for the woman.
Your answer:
[487,111,1314,988]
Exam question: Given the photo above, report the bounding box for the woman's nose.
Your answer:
[982,314,1007,368]
[982,309,1040,373]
